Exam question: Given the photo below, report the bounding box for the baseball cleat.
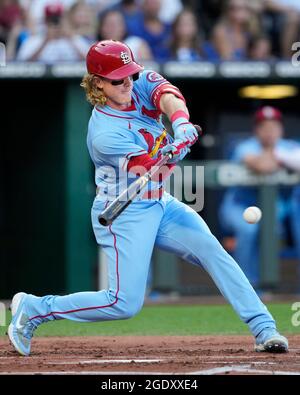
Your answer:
[255,329,288,353]
[7,292,36,356]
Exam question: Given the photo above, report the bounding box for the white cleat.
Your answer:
[8,292,36,356]
[255,329,288,353]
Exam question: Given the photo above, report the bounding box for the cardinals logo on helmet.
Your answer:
[120,51,131,64]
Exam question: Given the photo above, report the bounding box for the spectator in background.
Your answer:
[96,9,153,62]
[193,0,224,38]
[107,0,144,35]
[5,12,30,61]
[168,8,204,62]
[109,0,182,28]
[210,0,261,61]
[219,106,300,290]
[86,0,121,15]
[126,0,171,62]
[16,4,90,63]
[18,0,114,34]
[0,0,23,44]
[159,0,182,24]
[247,34,273,60]
[263,0,300,58]
[0,0,34,61]
[67,0,95,44]
[18,0,78,33]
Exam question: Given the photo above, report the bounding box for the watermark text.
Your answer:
[0,302,6,326]
[291,302,300,327]
[0,42,6,67]
[291,42,300,66]
[95,161,205,212]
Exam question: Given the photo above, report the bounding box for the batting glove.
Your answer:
[172,117,199,146]
[161,139,190,163]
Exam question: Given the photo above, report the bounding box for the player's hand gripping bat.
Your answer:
[98,125,202,226]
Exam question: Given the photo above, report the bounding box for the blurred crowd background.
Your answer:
[1,0,300,64]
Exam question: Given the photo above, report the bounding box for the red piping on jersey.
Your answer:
[141,105,161,120]
[125,150,147,160]
[121,99,136,112]
[29,206,120,321]
[95,107,134,119]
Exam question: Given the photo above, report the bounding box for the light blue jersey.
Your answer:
[87,70,173,200]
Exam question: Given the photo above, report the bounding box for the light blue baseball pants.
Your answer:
[25,193,276,337]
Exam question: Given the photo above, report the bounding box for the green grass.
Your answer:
[1,303,298,337]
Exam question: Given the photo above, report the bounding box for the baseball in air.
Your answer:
[243,206,262,224]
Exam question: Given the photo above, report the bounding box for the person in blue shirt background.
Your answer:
[125,0,171,62]
[219,106,300,289]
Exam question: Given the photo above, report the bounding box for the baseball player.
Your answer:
[8,40,288,356]
[219,106,300,289]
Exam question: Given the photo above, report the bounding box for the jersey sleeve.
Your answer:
[134,70,185,111]
[91,129,147,171]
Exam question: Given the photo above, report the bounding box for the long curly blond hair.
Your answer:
[80,73,107,106]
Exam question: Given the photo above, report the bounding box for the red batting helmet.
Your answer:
[86,40,144,79]
[254,106,282,124]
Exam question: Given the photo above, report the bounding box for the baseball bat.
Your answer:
[98,124,202,226]
[98,152,172,226]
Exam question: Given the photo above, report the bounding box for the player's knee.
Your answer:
[196,229,255,257]
[197,232,224,252]
[118,302,142,319]
[116,296,143,319]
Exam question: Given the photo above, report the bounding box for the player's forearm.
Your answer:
[243,155,279,174]
[159,93,189,122]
